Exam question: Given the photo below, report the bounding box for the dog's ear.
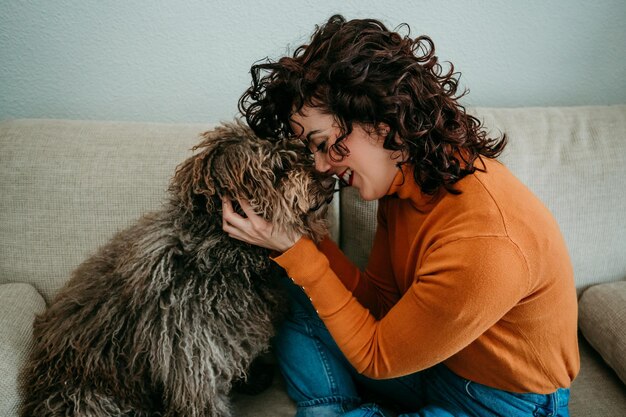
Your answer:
[171,128,225,213]
[272,169,310,231]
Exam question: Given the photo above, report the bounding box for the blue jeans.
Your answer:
[273,279,570,417]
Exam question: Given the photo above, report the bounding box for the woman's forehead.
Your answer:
[289,106,337,136]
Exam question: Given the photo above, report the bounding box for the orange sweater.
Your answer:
[274,158,579,394]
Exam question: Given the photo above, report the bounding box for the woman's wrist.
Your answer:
[272,237,326,285]
[273,233,302,254]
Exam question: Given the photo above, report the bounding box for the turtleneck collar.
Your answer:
[385,163,443,210]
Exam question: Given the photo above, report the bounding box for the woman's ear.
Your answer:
[376,122,407,162]
[375,122,391,137]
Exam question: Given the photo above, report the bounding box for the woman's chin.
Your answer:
[356,188,377,201]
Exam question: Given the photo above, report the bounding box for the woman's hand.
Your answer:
[221,198,301,253]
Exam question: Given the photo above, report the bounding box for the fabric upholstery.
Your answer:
[478,105,626,292]
[0,119,208,303]
[339,187,377,270]
[232,377,295,416]
[570,335,626,416]
[578,282,626,385]
[0,283,46,416]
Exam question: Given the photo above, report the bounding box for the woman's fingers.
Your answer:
[221,198,247,239]
[222,197,244,226]
[221,197,267,241]
[221,197,300,252]
[238,199,271,230]
[223,198,265,230]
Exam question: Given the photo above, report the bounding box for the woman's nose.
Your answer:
[314,152,332,173]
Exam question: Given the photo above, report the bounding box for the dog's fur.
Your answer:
[19,122,335,417]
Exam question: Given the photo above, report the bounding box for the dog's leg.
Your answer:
[160,374,232,417]
[232,355,276,395]
[150,321,233,417]
[21,387,132,417]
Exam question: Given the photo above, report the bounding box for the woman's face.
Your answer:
[289,105,402,201]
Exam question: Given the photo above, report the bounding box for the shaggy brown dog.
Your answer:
[19,122,335,417]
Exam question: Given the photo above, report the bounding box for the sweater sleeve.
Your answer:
[274,235,529,379]
[316,204,401,318]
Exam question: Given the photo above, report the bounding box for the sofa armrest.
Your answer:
[0,283,46,417]
[578,281,626,386]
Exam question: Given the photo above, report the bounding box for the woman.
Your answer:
[224,15,579,417]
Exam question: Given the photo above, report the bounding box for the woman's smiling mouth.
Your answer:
[339,168,354,186]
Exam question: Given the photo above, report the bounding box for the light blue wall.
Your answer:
[1,0,625,123]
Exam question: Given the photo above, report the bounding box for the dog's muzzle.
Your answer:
[308,174,337,213]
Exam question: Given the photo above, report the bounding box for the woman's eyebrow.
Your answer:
[305,130,322,141]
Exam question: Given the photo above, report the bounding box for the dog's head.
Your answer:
[172,121,335,243]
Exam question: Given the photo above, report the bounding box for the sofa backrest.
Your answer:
[0,120,211,303]
[339,105,626,294]
[2,106,624,304]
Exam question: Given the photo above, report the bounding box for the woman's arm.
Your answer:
[222,197,400,318]
[276,236,528,379]
[222,198,528,379]
[317,203,400,318]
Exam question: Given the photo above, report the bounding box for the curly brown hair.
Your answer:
[239,14,507,195]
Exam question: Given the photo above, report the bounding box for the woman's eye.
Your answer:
[305,139,328,156]
[315,140,327,153]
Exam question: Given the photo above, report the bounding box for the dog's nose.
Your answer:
[317,174,337,193]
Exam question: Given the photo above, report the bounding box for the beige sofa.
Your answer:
[1,106,626,416]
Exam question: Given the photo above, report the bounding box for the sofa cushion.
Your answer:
[232,375,296,416]
[578,281,626,385]
[339,187,378,270]
[477,106,626,293]
[570,334,626,416]
[0,283,46,417]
